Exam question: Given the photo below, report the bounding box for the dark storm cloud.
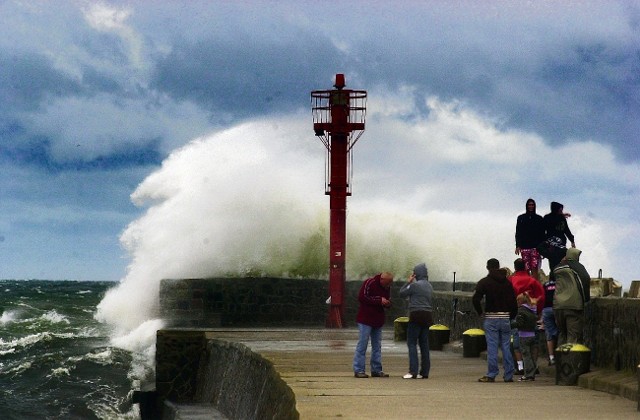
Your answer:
[150,35,342,120]
[0,52,82,110]
[0,135,162,173]
[343,27,640,162]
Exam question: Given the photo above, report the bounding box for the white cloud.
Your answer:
[83,3,145,70]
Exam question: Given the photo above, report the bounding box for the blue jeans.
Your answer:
[542,306,558,341]
[484,317,515,380]
[407,321,430,377]
[353,323,383,373]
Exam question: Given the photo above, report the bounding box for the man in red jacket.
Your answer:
[509,258,545,374]
[353,272,394,378]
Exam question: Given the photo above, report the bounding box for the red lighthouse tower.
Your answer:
[311,74,367,328]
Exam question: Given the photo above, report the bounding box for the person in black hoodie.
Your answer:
[473,258,518,383]
[542,201,576,271]
[515,198,546,280]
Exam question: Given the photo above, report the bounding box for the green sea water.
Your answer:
[0,280,138,419]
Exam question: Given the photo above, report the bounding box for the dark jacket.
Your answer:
[515,199,546,249]
[511,304,538,332]
[472,269,518,318]
[544,201,575,245]
[356,274,391,328]
[543,279,556,308]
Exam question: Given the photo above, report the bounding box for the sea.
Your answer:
[0,280,143,419]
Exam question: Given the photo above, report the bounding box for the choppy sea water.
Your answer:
[0,280,140,419]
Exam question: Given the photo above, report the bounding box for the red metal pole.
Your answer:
[327,131,348,327]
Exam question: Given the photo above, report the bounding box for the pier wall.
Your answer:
[155,329,298,419]
[160,277,640,372]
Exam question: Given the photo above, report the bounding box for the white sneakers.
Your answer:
[402,373,423,379]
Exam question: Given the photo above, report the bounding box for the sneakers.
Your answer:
[403,373,423,379]
[355,371,389,378]
[371,371,389,377]
[477,376,495,383]
[548,359,556,366]
[504,378,514,382]
[518,376,535,382]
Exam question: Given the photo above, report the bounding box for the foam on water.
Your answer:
[50,367,71,377]
[40,309,70,324]
[0,309,20,324]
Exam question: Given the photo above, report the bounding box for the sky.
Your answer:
[1,0,640,336]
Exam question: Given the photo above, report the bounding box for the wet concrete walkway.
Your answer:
[207,328,638,419]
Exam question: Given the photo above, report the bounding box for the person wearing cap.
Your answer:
[565,248,591,305]
[473,258,518,383]
[398,263,434,379]
[553,248,590,344]
[352,272,394,378]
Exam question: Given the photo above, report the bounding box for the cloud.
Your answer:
[82,3,146,71]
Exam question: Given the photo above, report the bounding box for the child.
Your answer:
[511,293,538,381]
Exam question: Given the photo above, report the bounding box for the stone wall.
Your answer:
[160,278,640,372]
[159,277,477,330]
[160,278,330,327]
[585,298,640,371]
[154,329,299,420]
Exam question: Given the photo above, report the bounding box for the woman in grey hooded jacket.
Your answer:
[399,263,434,379]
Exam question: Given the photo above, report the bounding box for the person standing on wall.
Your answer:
[353,272,394,378]
[542,201,576,272]
[398,263,434,379]
[515,198,546,280]
[473,258,518,383]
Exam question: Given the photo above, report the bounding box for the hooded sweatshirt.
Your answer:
[515,199,546,249]
[544,201,575,245]
[472,268,518,319]
[399,263,433,312]
[565,248,591,303]
[553,252,587,311]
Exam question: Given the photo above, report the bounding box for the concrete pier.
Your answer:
[197,328,637,419]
